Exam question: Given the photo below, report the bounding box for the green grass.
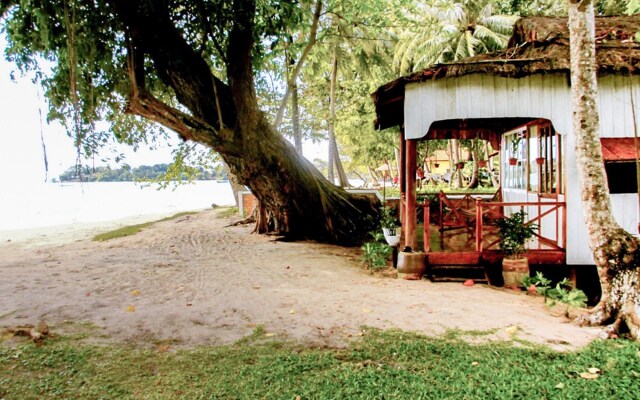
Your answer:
[92,212,198,241]
[1,328,639,399]
[216,206,239,218]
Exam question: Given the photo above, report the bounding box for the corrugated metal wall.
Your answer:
[404,73,640,265]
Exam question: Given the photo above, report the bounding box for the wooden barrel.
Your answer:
[397,252,426,280]
[502,258,529,288]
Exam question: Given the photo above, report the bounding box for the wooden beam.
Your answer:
[399,129,406,225]
[405,139,417,250]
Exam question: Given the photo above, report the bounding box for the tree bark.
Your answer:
[568,0,640,339]
[485,141,499,187]
[452,139,463,188]
[110,0,377,244]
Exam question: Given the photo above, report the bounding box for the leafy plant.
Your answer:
[496,210,538,259]
[522,272,588,309]
[380,206,400,235]
[361,232,392,272]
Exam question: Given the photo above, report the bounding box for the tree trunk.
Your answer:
[467,145,479,189]
[222,160,245,208]
[291,83,303,154]
[485,141,499,187]
[327,50,349,187]
[568,0,640,339]
[452,139,463,188]
[111,0,378,244]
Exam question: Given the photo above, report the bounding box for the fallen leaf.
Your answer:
[579,372,599,380]
[463,279,475,287]
[131,289,141,296]
[588,367,601,374]
[505,325,519,335]
[362,308,372,313]
[554,383,565,389]
[186,303,193,307]
[289,309,296,314]
[125,305,136,312]
[252,284,261,289]
[471,361,479,366]
[157,344,170,352]
[85,291,91,297]
[264,333,276,337]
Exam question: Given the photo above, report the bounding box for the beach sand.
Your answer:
[0,209,601,349]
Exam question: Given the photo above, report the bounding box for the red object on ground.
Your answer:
[463,279,475,287]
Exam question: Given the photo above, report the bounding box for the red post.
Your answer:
[476,197,483,252]
[405,139,417,250]
[423,202,430,252]
[399,129,406,225]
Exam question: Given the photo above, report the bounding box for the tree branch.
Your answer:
[274,0,323,128]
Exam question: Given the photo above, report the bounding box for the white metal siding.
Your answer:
[404,73,640,264]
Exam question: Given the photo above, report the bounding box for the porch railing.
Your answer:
[419,198,566,254]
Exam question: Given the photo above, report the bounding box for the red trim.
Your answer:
[600,138,638,161]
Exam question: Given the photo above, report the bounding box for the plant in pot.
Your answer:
[380,206,400,246]
[496,210,538,288]
[508,135,522,166]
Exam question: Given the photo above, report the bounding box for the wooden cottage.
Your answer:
[372,16,640,283]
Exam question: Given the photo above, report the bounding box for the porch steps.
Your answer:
[425,252,489,284]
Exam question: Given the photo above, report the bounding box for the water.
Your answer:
[0,181,235,231]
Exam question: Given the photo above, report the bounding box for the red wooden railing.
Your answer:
[415,198,566,254]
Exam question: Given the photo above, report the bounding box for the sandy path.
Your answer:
[0,209,601,350]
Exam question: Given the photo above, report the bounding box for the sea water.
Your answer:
[0,180,235,231]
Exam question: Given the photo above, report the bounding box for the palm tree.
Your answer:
[394,0,518,74]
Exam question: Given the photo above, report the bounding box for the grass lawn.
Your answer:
[1,328,638,399]
[92,212,200,241]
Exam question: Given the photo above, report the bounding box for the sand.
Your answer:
[0,209,602,350]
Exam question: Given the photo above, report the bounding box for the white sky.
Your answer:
[0,34,326,185]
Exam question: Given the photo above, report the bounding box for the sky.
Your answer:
[0,34,326,186]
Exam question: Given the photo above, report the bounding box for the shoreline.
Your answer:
[0,208,211,248]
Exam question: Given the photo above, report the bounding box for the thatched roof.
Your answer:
[373,15,640,130]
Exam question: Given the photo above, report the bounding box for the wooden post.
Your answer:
[476,197,483,252]
[405,139,417,250]
[423,202,430,252]
[399,129,406,225]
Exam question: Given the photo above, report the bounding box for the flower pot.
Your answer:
[478,160,487,167]
[535,157,545,165]
[434,163,440,168]
[502,257,529,288]
[508,158,518,166]
[382,228,400,246]
[457,162,465,169]
[397,251,425,280]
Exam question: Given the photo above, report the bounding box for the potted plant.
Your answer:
[478,160,487,168]
[380,206,400,246]
[496,210,538,288]
[457,161,465,169]
[508,135,522,166]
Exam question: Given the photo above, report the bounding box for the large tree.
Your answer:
[568,0,640,339]
[0,0,378,243]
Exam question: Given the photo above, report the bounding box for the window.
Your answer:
[605,162,638,194]
[503,120,563,195]
[504,129,527,189]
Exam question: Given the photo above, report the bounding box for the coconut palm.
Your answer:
[394,0,519,74]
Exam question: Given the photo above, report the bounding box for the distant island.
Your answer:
[58,164,227,182]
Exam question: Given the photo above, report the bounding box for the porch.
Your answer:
[397,192,566,284]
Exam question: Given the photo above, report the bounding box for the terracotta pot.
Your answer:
[397,251,426,280]
[478,160,487,167]
[434,163,440,168]
[508,158,518,166]
[535,157,545,165]
[502,257,529,288]
[457,162,465,169]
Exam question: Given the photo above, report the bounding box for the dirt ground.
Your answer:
[0,209,602,350]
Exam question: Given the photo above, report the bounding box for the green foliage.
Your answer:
[92,212,197,241]
[1,328,640,399]
[522,272,588,308]
[496,210,538,259]
[380,206,399,230]
[361,231,392,272]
